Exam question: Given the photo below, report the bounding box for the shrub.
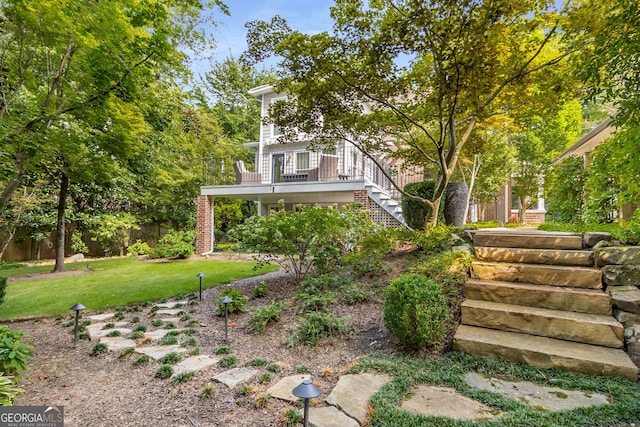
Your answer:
[545,156,586,222]
[345,253,390,278]
[70,231,89,254]
[0,373,23,405]
[128,239,152,256]
[133,355,150,366]
[228,203,376,283]
[159,335,178,345]
[245,358,269,367]
[199,384,216,398]
[294,291,335,313]
[214,346,232,355]
[248,301,284,333]
[0,326,33,378]
[410,226,454,252]
[216,288,247,316]
[289,312,349,347]
[401,180,445,230]
[383,274,447,350]
[252,281,269,298]
[150,229,197,259]
[0,277,6,306]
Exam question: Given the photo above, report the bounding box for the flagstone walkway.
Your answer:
[84,298,614,426]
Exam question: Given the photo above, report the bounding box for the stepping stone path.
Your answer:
[77,297,616,427]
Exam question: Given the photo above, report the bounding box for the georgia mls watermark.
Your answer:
[0,406,64,427]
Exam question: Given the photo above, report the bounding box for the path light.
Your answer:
[69,303,86,344]
[197,273,204,301]
[292,379,322,427]
[220,296,232,341]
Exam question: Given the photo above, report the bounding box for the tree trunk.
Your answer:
[53,172,69,273]
[0,228,16,261]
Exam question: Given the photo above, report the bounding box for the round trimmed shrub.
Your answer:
[383,273,447,350]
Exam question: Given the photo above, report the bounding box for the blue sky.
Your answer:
[193,0,335,73]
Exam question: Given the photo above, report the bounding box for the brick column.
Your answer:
[353,190,369,210]
[195,195,212,255]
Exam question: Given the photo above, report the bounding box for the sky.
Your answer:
[192,0,335,75]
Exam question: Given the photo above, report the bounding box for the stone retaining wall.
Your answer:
[596,245,640,365]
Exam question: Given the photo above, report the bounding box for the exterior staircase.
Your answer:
[453,229,638,382]
[365,183,406,226]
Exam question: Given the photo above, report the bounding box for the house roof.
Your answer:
[554,118,615,164]
[248,84,274,97]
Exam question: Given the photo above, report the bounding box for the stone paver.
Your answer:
[144,329,175,341]
[465,372,610,411]
[158,317,181,323]
[88,313,116,321]
[156,300,189,309]
[400,385,500,421]
[173,355,219,376]
[86,322,132,339]
[156,309,183,316]
[267,375,311,402]
[308,407,358,427]
[214,367,259,388]
[135,345,186,360]
[99,336,137,351]
[325,373,391,425]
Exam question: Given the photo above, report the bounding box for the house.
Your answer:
[195,85,421,254]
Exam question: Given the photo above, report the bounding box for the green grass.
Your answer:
[355,352,640,427]
[0,257,277,320]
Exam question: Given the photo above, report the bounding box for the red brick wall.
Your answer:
[195,195,212,254]
[353,190,369,209]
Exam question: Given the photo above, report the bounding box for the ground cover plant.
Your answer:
[0,257,277,319]
[355,352,640,426]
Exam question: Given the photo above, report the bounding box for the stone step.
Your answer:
[461,300,623,348]
[475,247,594,266]
[464,279,611,315]
[473,231,583,250]
[453,325,638,382]
[471,261,602,289]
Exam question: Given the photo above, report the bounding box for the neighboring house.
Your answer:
[195,85,421,254]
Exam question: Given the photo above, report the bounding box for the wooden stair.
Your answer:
[453,230,638,382]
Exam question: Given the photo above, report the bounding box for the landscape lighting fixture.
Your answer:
[69,303,86,344]
[292,379,322,427]
[197,272,204,301]
[220,296,233,341]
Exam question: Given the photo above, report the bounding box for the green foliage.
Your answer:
[173,371,195,384]
[106,330,121,337]
[540,221,640,245]
[247,301,284,333]
[294,290,335,313]
[0,326,33,378]
[266,363,281,373]
[189,347,200,356]
[216,288,248,316]
[280,408,303,427]
[70,231,89,254]
[0,373,23,405]
[118,347,135,358]
[87,213,140,254]
[159,335,178,346]
[218,356,238,368]
[90,343,108,356]
[252,281,269,298]
[409,226,454,252]
[245,358,270,367]
[229,203,376,283]
[214,346,232,355]
[181,338,197,347]
[150,229,197,259]
[159,352,182,365]
[127,240,152,256]
[133,355,150,366]
[383,274,447,350]
[288,311,349,347]
[294,365,311,374]
[345,253,390,278]
[357,227,413,256]
[402,181,443,230]
[0,277,6,306]
[258,372,272,384]
[546,156,587,222]
[155,365,174,380]
[199,384,216,398]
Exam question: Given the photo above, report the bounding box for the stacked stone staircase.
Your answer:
[453,229,638,382]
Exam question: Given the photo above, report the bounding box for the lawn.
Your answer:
[0,257,278,320]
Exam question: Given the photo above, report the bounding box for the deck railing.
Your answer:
[202,146,425,197]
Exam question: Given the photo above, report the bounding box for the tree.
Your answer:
[0,0,224,270]
[243,1,575,226]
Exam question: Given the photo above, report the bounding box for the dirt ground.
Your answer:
[10,260,401,427]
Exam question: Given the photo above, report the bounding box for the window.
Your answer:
[270,97,287,138]
[296,151,309,171]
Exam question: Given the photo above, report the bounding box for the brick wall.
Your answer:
[353,190,369,209]
[195,195,212,254]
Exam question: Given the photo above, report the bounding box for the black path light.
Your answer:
[69,303,86,344]
[197,272,204,301]
[220,296,232,341]
[292,379,322,427]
